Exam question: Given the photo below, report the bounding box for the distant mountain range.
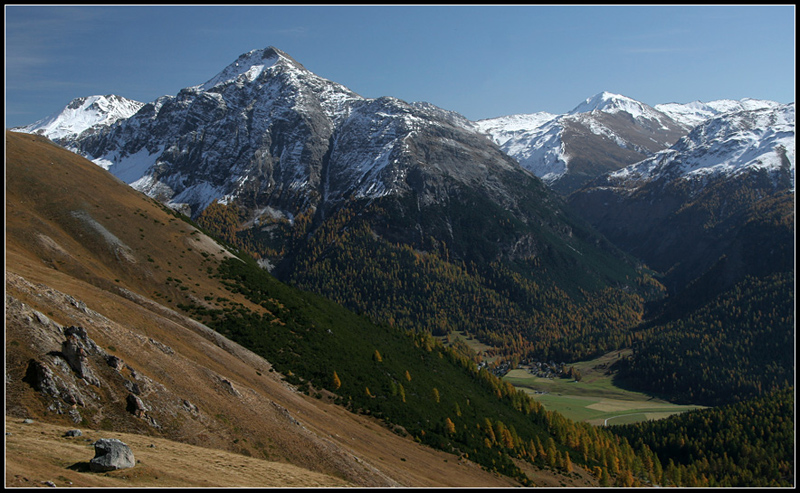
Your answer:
[15,62,787,203]
[14,94,145,141]
[476,92,785,194]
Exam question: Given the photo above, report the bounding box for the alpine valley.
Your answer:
[6,46,795,487]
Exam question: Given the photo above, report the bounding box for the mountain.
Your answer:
[9,129,679,487]
[476,92,689,194]
[654,98,783,128]
[11,94,144,141]
[7,130,594,487]
[568,102,795,297]
[12,47,659,366]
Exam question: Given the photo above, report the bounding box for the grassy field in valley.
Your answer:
[503,349,705,426]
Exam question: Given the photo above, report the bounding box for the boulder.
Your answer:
[64,429,82,437]
[89,438,135,472]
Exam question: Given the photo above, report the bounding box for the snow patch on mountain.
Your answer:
[475,112,558,142]
[92,145,165,184]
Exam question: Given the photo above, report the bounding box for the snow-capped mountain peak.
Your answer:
[569,91,645,116]
[12,94,144,141]
[477,92,688,193]
[197,46,301,91]
[14,46,526,220]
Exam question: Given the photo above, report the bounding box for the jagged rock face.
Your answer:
[60,48,347,217]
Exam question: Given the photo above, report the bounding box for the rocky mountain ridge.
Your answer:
[13,52,789,207]
[603,102,795,192]
[10,46,792,304]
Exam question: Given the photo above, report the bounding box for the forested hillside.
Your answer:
[177,252,667,486]
[612,387,794,487]
[613,272,794,406]
[196,193,664,368]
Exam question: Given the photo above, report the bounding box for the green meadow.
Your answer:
[502,349,705,426]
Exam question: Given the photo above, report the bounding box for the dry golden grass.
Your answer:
[5,416,350,488]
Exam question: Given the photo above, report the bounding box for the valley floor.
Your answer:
[503,350,706,425]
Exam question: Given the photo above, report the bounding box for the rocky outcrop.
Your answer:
[61,328,101,386]
[7,284,170,429]
[126,393,148,418]
[23,359,85,410]
[106,355,125,371]
[89,438,135,472]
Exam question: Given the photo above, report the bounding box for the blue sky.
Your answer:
[5,5,795,128]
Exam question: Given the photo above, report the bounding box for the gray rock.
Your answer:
[89,438,135,472]
[61,335,87,376]
[68,409,83,424]
[64,429,82,437]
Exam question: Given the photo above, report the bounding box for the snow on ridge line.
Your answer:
[655,98,784,128]
[568,91,635,115]
[12,95,145,141]
[609,104,795,187]
[475,112,559,134]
